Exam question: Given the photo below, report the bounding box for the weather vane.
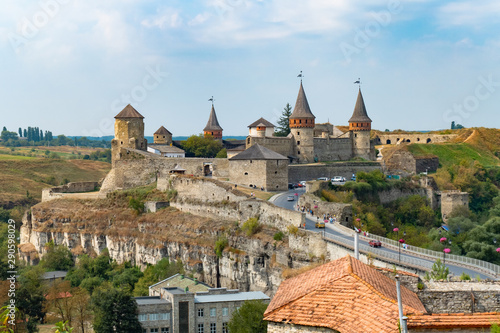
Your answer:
[354,78,361,88]
[208,96,215,106]
[297,71,304,82]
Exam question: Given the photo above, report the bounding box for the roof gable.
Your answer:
[290,82,315,119]
[114,104,144,119]
[348,89,372,123]
[154,126,172,135]
[229,144,288,160]
[248,117,275,128]
[203,105,223,132]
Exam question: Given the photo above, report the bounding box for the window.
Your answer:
[297,131,300,135]
[151,329,159,333]
[150,313,159,321]
[198,308,204,317]
[159,313,171,320]
[222,307,229,317]
[297,141,300,145]
[161,329,169,333]
[143,330,147,333]
[297,150,300,154]
[210,308,216,317]
[198,323,204,333]
[244,172,248,175]
[210,323,217,333]
[222,322,228,333]
[139,314,147,322]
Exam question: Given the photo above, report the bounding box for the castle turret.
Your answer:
[153,126,172,145]
[289,82,315,162]
[203,105,223,139]
[349,89,374,160]
[111,104,147,165]
[248,117,275,137]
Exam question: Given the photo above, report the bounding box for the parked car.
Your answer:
[288,183,294,189]
[299,181,306,187]
[369,240,382,248]
[317,177,329,181]
[315,221,325,228]
[287,195,295,201]
[331,176,346,183]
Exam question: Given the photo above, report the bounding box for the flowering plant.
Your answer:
[440,237,447,243]
[443,248,451,253]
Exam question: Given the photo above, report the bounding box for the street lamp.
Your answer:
[443,248,451,266]
[394,227,404,262]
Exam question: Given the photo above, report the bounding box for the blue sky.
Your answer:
[1,0,499,136]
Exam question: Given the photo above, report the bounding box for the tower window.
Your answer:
[247,138,250,144]
[298,150,301,155]
[163,136,165,138]
[297,141,300,145]
[294,120,296,124]
[299,119,302,124]
[244,172,248,175]
[354,134,357,138]
[297,132,300,136]
[305,119,307,124]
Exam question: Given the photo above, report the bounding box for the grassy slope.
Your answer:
[0,157,110,205]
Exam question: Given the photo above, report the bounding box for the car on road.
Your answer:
[287,195,295,201]
[331,176,346,183]
[317,177,329,181]
[315,221,325,228]
[369,239,382,248]
[299,181,306,187]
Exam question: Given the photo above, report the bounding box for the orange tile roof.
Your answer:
[264,256,426,333]
[408,312,500,329]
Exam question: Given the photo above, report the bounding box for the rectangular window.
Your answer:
[198,308,204,317]
[222,323,228,333]
[198,323,204,333]
[161,329,169,333]
[159,313,171,321]
[143,330,147,333]
[222,307,229,317]
[210,308,216,317]
[150,313,159,321]
[151,329,159,333]
[139,314,147,322]
[210,323,216,333]
[297,141,300,145]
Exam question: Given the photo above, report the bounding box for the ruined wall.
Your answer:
[288,162,382,183]
[378,188,428,205]
[298,193,353,227]
[440,191,469,221]
[375,133,458,145]
[384,148,439,176]
[42,182,99,202]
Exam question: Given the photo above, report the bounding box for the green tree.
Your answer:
[41,242,74,271]
[182,134,223,158]
[425,259,449,280]
[16,265,47,332]
[0,130,18,142]
[91,287,142,333]
[53,320,74,333]
[227,300,268,333]
[216,148,227,158]
[274,103,292,137]
[133,258,184,296]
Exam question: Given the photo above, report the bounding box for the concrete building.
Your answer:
[228,143,289,191]
[246,83,376,163]
[136,274,270,333]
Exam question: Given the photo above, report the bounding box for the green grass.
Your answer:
[0,154,36,160]
[407,143,499,168]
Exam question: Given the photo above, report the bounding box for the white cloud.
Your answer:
[141,8,183,29]
[438,1,500,27]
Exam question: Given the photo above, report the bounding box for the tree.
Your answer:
[227,300,268,333]
[72,288,92,333]
[425,259,449,280]
[53,320,74,333]
[45,281,75,327]
[91,287,142,333]
[133,258,184,296]
[18,128,22,138]
[274,103,292,137]
[181,134,223,158]
[1,130,18,142]
[16,265,47,332]
[40,242,74,271]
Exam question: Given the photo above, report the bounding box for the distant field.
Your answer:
[0,158,111,205]
[408,143,500,168]
[0,145,106,160]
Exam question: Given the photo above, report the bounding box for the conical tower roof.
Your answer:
[349,89,372,123]
[114,104,144,119]
[290,82,315,119]
[203,105,223,132]
[154,126,172,136]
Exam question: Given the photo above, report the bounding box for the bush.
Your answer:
[273,231,284,241]
[128,197,144,215]
[287,225,299,235]
[241,217,260,237]
[460,272,471,281]
[215,236,228,258]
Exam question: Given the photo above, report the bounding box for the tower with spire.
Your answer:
[111,104,147,165]
[203,104,223,140]
[349,89,374,160]
[289,82,316,163]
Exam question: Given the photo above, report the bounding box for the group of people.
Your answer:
[296,206,338,223]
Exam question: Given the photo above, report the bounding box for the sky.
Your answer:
[1,0,500,137]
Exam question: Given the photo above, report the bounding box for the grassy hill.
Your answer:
[0,156,110,207]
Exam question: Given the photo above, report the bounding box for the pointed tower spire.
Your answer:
[203,104,223,139]
[289,82,315,129]
[349,88,372,130]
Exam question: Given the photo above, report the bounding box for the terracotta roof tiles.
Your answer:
[408,312,500,329]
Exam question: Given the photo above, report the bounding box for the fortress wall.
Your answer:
[246,136,293,157]
[313,137,353,161]
[378,188,429,204]
[297,193,353,228]
[375,133,458,145]
[41,181,99,202]
[288,162,382,183]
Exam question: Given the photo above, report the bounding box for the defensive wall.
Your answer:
[313,137,353,161]
[297,193,353,228]
[374,133,458,145]
[246,136,293,157]
[41,181,99,202]
[288,161,382,183]
[383,148,439,176]
[440,190,469,221]
[158,175,305,233]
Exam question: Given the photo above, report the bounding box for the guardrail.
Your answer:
[323,232,434,271]
[328,222,500,278]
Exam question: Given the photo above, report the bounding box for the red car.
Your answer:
[369,240,382,248]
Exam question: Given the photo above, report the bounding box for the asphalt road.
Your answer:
[271,189,495,280]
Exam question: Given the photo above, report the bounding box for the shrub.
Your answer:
[460,272,471,281]
[273,231,284,241]
[241,217,260,237]
[128,197,144,215]
[287,225,299,236]
[215,236,228,258]
[417,282,424,290]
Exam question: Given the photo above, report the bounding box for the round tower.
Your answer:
[349,89,374,160]
[111,104,147,165]
[289,82,316,163]
[203,104,223,140]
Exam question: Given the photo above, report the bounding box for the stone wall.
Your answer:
[378,187,428,205]
[229,159,288,192]
[375,133,458,145]
[246,136,293,157]
[41,182,99,202]
[297,193,353,227]
[288,162,381,183]
[440,191,469,221]
[384,148,439,176]
[313,137,353,162]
